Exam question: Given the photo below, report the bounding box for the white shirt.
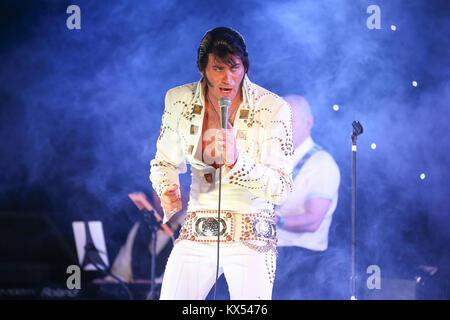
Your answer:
[276,137,340,251]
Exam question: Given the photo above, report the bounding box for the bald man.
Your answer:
[272,95,341,300]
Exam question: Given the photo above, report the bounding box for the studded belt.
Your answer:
[176,209,277,245]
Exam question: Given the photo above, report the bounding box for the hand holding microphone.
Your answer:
[218,97,238,168]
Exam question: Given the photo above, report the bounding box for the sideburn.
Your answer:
[204,73,213,88]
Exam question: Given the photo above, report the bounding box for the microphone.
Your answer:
[218,97,231,129]
[351,120,363,145]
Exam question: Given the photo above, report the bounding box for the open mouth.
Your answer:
[219,87,232,95]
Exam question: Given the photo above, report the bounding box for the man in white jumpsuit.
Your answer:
[150,27,294,300]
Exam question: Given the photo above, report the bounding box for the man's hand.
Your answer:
[218,126,238,167]
[160,184,182,215]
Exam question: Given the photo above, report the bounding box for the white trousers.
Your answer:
[159,240,276,300]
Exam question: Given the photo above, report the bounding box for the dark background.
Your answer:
[0,0,449,299]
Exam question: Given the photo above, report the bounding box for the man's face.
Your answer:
[201,53,245,102]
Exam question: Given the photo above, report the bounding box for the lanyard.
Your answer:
[292,144,323,180]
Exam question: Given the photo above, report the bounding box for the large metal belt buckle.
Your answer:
[252,219,276,239]
[195,217,227,237]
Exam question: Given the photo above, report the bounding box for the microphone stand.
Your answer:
[81,221,133,300]
[141,210,161,300]
[213,97,230,300]
[350,121,363,300]
[127,192,175,300]
[214,154,223,300]
[81,221,109,272]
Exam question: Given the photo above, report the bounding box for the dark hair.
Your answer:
[197,27,249,73]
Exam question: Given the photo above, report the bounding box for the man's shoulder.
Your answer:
[246,77,287,108]
[309,148,336,163]
[308,149,340,174]
[166,81,198,99]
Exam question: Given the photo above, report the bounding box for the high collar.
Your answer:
[293,136,315,163]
